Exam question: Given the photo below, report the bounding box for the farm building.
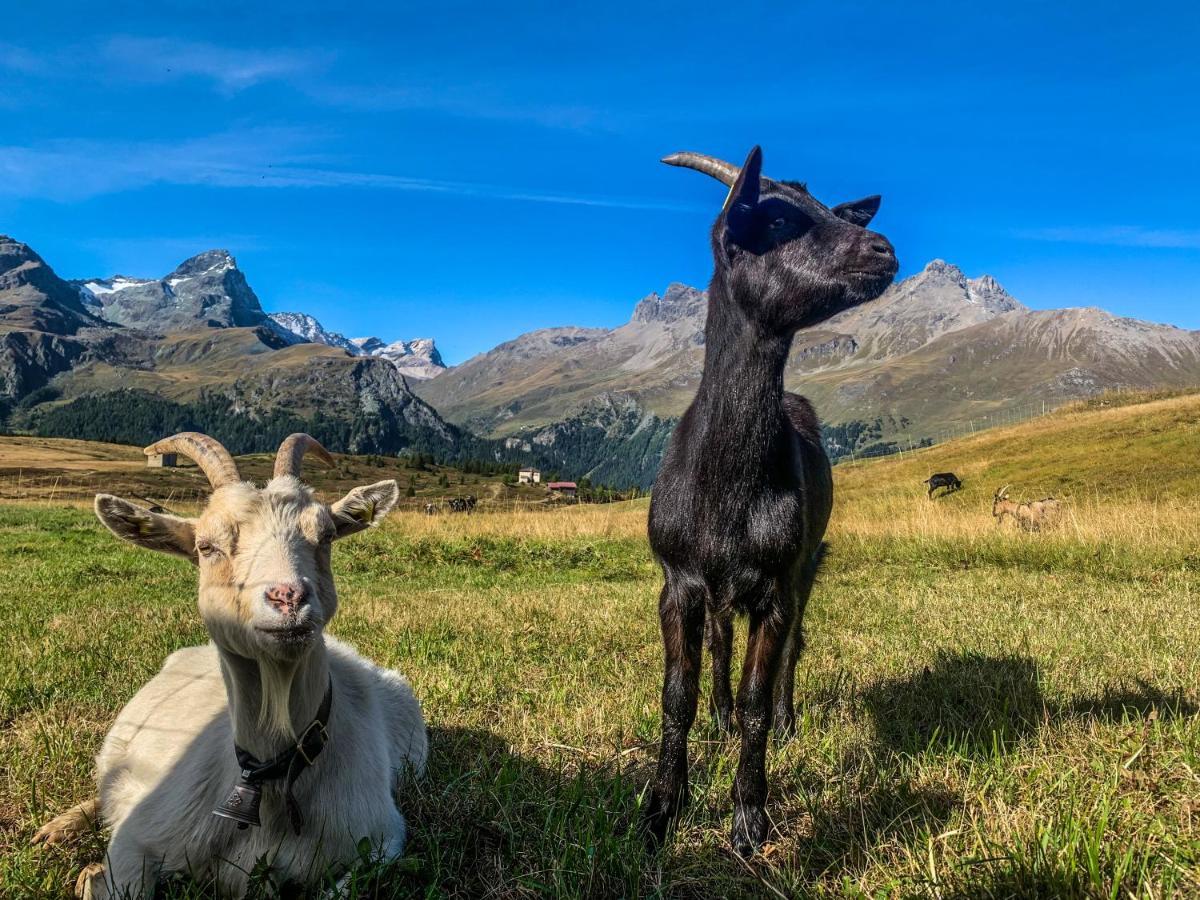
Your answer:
[146,452,178,468]
[518,467,542,484]
[547,481,577,498]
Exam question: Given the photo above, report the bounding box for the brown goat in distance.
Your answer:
[993,485,1061,531]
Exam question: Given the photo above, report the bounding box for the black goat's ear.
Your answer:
[832,195,881,227]
[721,146,762,251]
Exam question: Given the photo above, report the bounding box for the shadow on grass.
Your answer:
[392,725,649,898]
[787,652,1195,891]
[862,650,1196,759]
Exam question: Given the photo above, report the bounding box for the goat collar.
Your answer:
[212,678,333,835]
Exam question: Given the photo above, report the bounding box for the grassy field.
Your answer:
[0,435,554,510]
[2,391,1199,897]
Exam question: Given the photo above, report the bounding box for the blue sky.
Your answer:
[1,1,1197,364]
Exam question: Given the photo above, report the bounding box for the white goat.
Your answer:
[33,432,428,898]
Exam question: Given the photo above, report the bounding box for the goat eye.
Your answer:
[196,540,219,557]
[769,217,789,231]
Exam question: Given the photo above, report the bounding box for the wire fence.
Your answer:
[834,397,1069,465]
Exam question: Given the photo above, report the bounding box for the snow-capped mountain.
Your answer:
[74,250,265,333]
[267,313,446,380]
[266,312,359,353]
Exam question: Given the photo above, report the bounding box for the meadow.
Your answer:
[2,391,1199,897]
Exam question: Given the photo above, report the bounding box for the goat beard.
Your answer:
[257,658,300,739]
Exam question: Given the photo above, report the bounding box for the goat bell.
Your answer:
[212,777,263,829]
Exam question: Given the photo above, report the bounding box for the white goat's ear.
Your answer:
[330,480,400,538]
[94,494,198,563]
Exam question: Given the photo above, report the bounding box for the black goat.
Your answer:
[644,147,897,857]
[924,472,962,498]
[447,495,477,514]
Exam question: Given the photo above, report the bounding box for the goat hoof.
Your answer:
[75,863,104,899]
[641,789,685,849]
[731,805,768,859]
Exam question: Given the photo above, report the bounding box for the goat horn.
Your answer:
[661,151,743,186]
[145,432,240,490]
[997,484,1011,498]
[274,433,335,480]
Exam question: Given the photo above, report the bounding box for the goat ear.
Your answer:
[832,195,881,227]
[331,480,400,539]
[721,145,763,251]
[94,494,197,563]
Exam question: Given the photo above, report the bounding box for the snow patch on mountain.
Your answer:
[267,313,446,379]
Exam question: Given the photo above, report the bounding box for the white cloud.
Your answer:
[0,130,698,211]
[99,36,328,92]
[1017,225,1200,250]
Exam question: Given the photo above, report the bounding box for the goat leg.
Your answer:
[705,610,735,734]
[33,797,100,846]
[731,599,791,858]
[643,579,704,847]
[773,566,815,738]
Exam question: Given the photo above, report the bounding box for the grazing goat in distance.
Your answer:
[645,146,898,857]
[34,433,427,898]
[993,485,1062,531]
[924,472,962,498]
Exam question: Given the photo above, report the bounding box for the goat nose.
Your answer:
[264,582,308,613]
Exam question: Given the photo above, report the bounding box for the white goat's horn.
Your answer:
[145,432,240,490]
[661,151,742,186]
[274,433,335,480]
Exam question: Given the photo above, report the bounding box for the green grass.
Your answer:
[3,392,1200,897]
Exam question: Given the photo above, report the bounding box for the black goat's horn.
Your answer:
[661,151,742,186]
[274,434,335,480]
[145,433,240,490]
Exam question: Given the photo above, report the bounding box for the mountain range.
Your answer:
[3,232,1198,486]
[413,259,1200,484]
[0,237,458,459]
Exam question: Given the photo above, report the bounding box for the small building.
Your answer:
[518,467,542,484]
[547,481,577,498]
[146,452,178,468]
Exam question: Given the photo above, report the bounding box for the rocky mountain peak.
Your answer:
[631,282,707,325]
[267,313,446,379]
[919,259,968,285]
[0,235,100,335]
[0,235,41,270]
[169,249,236,279]
[73,249,263,333]
[966,274,1026,313]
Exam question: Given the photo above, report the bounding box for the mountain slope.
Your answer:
[0,236,102,336]
[415,260,1200,483]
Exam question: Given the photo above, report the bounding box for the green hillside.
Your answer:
[835,388,1200,504]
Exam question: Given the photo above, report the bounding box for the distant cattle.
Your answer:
[924,472,962,498]
[424,503,437,516]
